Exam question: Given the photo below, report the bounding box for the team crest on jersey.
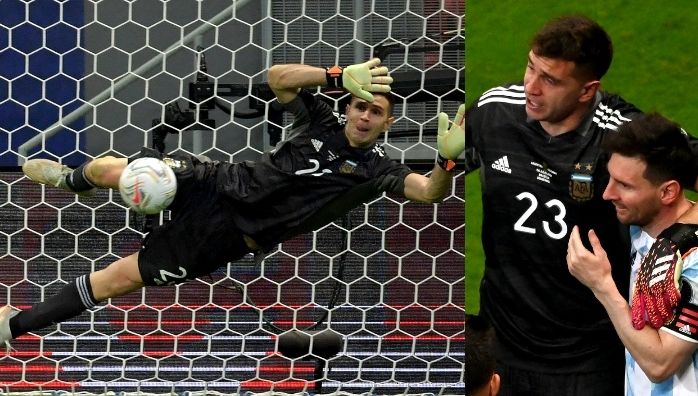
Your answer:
[569,172,593,201]
[162,156,185,170]
[339,160,357,174]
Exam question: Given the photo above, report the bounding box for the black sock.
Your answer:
[9,275,100,338]
[64,162,97,192]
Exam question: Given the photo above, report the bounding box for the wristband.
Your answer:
[326,66,343,89]
[437,154,456,172]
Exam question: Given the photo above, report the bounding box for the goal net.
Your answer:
[0,1,464,395]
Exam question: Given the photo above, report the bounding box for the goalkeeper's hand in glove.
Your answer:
[435,104,466,171]
[327,58,393,102]
[631,223,698,330]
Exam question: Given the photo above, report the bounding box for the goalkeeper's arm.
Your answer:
[267,58,393,104]
[403,104,465,203]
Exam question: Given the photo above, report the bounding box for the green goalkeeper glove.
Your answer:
[437,104,466,161]
[327,58,393,102]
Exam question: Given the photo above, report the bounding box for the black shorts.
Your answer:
[130,148,252,286]
[496,361,624,396]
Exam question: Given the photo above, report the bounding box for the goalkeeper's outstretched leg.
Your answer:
[22,156,127,194]
[0,252,144,345]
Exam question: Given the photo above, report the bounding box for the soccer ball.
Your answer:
[118,157,177,214]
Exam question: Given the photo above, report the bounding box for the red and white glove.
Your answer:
[631,223,698,329]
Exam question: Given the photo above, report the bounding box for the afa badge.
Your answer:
[569,173,593,201]
[162,156,185,170]
[339,160,357,174]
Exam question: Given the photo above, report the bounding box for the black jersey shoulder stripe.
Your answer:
[480,86,525,100]
[593,103,633,131]
[478,85,526,108]
[478,96,526,108]
[481,84,524,96]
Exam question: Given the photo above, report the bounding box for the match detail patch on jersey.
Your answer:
[531,161,556,184]
[491,155,511,174]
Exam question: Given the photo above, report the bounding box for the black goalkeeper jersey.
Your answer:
[466,83,642,373]
[215,89,412,250]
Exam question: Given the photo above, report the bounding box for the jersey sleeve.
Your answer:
[662,251,698,343]
[463,102,481,173]
[282,90,339,139]
[368,147,413,196]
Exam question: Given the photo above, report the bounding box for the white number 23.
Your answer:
[513,192,567,240]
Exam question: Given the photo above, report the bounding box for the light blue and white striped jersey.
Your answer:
[626,225,698,396]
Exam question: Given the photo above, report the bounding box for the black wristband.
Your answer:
[436,154,456,172]
[326,66,343,89]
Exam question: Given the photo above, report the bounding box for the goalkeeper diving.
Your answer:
[0,58,466,346]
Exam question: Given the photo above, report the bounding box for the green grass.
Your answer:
[465,1,698,313]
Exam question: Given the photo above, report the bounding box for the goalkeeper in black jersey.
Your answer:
[465,15,698,395]
[0,58,466,347]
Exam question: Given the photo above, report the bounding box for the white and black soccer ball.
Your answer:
[118,157,177,214]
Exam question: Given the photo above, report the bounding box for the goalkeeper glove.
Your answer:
[326,58,393,102]
[631,223,698,329]
[436,104,466,171]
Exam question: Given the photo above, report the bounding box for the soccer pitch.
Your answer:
[465,0,698,313]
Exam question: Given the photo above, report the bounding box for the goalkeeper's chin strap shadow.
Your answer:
[216,214,350,335]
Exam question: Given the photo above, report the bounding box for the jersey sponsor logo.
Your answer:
[491,155,511,174]
[311,138,324,152]
[678,323,693,335]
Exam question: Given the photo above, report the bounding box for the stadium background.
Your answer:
[465,0,698,313]
[0,0,464,394]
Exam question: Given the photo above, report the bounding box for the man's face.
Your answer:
[603,153,662,227]
[523,51,592,128]
[344,95,394,148]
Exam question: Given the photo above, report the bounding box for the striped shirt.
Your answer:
[627,226,698,395]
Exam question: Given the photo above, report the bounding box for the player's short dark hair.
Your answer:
[464,314,497,395]
[348,91,395,116]
[602,113,696,189]
[531,15,613,80]
[373,91,395,116]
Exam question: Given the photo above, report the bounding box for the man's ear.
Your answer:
[580,80,600,102]
[490,373,501,396]
[384,115,395,132]
[660,180,682,205]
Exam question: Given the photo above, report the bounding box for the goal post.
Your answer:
[0,1,465,394]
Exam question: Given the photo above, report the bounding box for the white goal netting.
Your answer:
[0,1,464,395]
